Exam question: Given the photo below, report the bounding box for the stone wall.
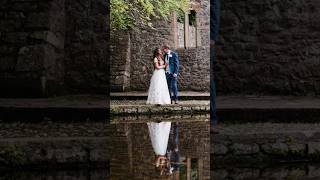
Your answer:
[177,47,210,91]
[64,0,108,94]
[216,0,320,95]
[2,170,108,180]
[0,121,109,167]
[0,0,109,97]
[110,32,131,91]
[0,0,65,97]
[110,0,210,92]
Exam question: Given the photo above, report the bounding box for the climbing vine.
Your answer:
[110,0,189,31]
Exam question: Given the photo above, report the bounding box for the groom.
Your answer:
[163,45,179,104]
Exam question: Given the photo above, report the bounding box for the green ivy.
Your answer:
[110,0,189,32]
[177,9,185,23]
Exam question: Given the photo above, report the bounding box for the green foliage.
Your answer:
[177,9,185,23]
[0,145,27,166]
[110,0,189,31]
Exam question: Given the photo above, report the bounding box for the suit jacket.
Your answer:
[164,51,179,75]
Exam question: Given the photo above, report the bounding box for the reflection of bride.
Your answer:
[147,121,171,175]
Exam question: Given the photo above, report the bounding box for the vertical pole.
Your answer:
[184,11,189,48]
[187,157,191,180]
[173,12,178,49]
[198,159,203,180]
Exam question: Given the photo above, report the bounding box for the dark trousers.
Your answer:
[166,73,178,101]
[168,122,180,171]
[210,47,218,126]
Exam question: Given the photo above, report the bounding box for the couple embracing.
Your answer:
[147,45,179,105]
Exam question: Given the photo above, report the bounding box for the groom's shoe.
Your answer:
[174,100,179,104]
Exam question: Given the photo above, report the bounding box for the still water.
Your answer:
[1,115,320,180]
[212,163,320,180]
[0,169,108,180]
[108,116,210,180]
[2,164,320,180]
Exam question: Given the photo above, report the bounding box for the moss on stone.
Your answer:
[0,145,27,166]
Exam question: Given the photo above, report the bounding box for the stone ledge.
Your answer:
[0,137,109,168]
[110,104,210,116]
[212,131,320,166]
[111,114,209,123]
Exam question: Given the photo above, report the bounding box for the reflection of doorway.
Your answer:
[178,157,202,180]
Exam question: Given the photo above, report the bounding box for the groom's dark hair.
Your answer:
[163,45,170,49]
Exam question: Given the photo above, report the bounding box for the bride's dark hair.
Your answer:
[153,48,161,58]
[153,48,162,67]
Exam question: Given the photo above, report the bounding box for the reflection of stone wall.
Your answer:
[110,121,210,179]
[2,170,108,180]
[0,0,108,97]
[110,0,210,91]
[213,165,320,180]
[216,0,320,95]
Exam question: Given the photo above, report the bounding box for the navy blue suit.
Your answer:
[167,122,180,172]
[164,51,179,101]
[210,0,220,126]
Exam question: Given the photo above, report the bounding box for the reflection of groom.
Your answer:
[167,122,180,173]
[163,45,179,104]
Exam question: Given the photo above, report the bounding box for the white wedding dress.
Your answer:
[146,57,171,105]
[147,122,171,156]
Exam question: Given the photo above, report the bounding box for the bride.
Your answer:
[147,121,172,175]
[146,48,171,105]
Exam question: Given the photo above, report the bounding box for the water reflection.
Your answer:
[0,169,108,180]
[109,118,210,180]
[212,163,320,180]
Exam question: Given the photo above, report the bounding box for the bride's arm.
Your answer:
[154,58,160,69]
[154,62,162,69]
[154,58,165,69]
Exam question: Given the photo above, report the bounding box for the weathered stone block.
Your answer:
[230,143,259,155]
[261,143,288,155]
[30,31,64,49]
[308,142,320,156]
[16,46,45,72]
[212,143,228,155]
[0,56,16,71]
[26,12,50,29]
